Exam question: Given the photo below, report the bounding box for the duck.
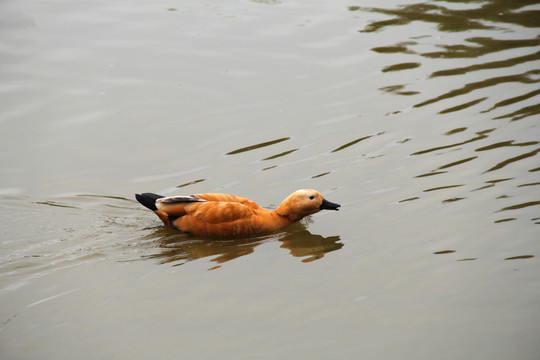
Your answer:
[135,189,340,239]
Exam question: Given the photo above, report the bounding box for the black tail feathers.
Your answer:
[135,193,164,211]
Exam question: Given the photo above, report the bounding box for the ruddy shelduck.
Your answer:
[135,189,340,239]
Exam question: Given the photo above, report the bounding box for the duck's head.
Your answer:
[276,189,340,222]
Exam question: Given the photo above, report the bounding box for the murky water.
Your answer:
[1,0,539,359]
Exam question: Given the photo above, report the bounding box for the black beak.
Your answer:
[320,198,340,211]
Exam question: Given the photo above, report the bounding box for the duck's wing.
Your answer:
[156,193,260,221]
[186,201,258,224]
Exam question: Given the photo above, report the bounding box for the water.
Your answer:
[1,0,539,359]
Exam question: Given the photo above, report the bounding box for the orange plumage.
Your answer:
[135,189,340,239]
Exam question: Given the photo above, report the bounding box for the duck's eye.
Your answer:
[309,195,315,200]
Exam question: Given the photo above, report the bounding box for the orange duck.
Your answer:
[135,189,340,239]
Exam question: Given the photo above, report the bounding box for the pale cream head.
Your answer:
[276,189,340,222]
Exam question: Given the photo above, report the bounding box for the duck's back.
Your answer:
[194,193,260,208]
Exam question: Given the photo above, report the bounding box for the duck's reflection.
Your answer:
[143,223,342,267]
[278,229,343,263]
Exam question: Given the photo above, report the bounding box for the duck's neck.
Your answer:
[271,208,295,226]
[274,202,304,223]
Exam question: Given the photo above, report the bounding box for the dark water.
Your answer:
[1,0,539,359]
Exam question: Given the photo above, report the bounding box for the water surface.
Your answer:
[1,0,539,359]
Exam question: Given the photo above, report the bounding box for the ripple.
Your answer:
[371,41,417,54]
[504,255,535,260]
[353,2,540,33]
[34,201,79,209]
[434,250,456,255]
[226,137,290,155]
[311,172,330,179]
[421,37,540,59]
[482,88,540,114]
[415,171,447,178]
[438,97,487,114]
[438,156,477,170]
[423,184,464,192]
[261,149,298,161]
[518,182,540,187]
[497,201,540,212]
[414,70,540,108]
[415,156,477,178]
[379,84,419,96]
[442,197,466,203]
[431,51,540,77]
[492,102,540,121]
[176,179,206,188]
[411,129,494,156]
[27,288,81,308]
[398,197,419,204]
[354,4,493,33]
[382,62,421,72]
[494,218,516,223]
[484,147,540,173]
[330,135,373,153]
[444,127,467,135]
[354,0,540,234]
[475,140,539,152]
[472,178,513,191]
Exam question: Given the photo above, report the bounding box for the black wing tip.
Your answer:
[135,193,164,211]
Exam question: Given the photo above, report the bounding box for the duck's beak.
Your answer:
[320,198,340,211]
